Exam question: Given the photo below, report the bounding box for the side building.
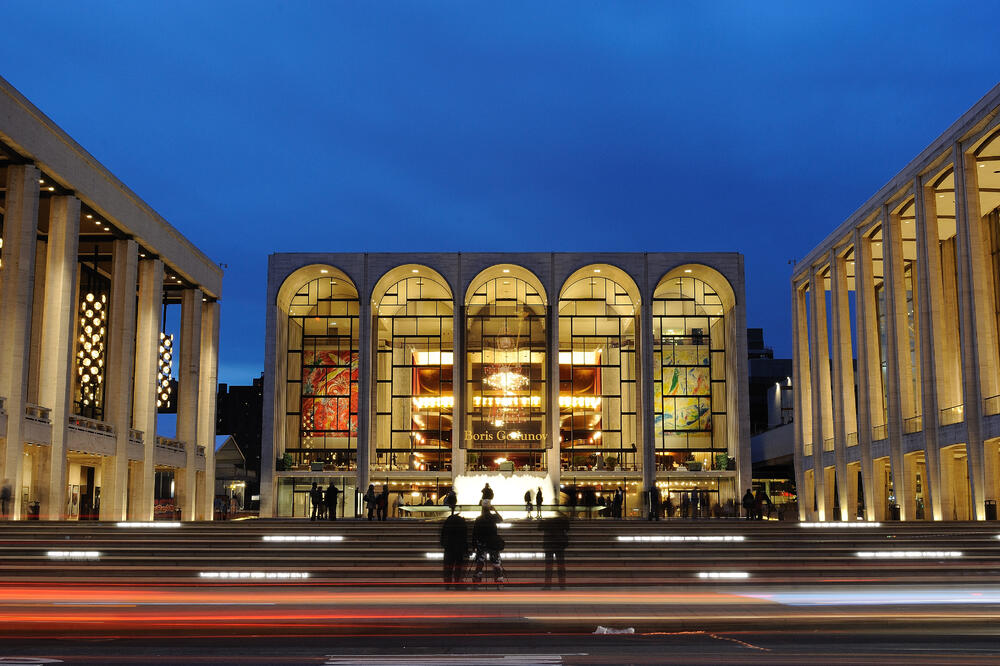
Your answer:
[0,76,222,521]
[261,252,750,518]
[792,82,1000,521]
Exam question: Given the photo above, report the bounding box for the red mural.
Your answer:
[301,350,358,435]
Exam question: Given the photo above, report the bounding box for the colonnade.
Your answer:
[0,164,220,521]
[793,134,1000,521]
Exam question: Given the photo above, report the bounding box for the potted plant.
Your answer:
[276,452,293,471]
[605,455,618,471]
[686,455,702,472]
[714,452,729,471]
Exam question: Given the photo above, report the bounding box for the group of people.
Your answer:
[741,488,772,520]
[439,483,570,589]
[308,481,342,521]
[523,487,544,518]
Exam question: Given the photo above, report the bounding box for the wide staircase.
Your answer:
[1,518,999,586]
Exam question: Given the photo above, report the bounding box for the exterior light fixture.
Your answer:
[76,291,107,412]
[320,269,328,274]
[502,269,510,273]
[157,331,174,408]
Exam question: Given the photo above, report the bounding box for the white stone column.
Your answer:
[197,300,220,521]
[639,298,656,495]
[792,282,813,520]
[807,269,832,520]
[727,286,752,498]
[102,239,138,521]
[853,229,879,521]
[37,195,81,520]
[451,301,465,478]
[132,259,163,520]
[882,208,913,519]
[829,249,855,520]
[954,147,994,518]
[176,287,203,520]
[913,178,947,520]
[0,165,40,520]
[356,298,372,494]
[546,301,561,487]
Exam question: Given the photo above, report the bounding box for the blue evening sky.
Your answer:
[1,2,998,385]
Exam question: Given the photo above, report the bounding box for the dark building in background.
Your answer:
[216,374,264,489]
[747,328,793,436]
[748,328,796,516]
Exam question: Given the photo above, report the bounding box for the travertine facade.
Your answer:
[0,76,222,521]
[793,83,1000,521]
[262,252,750,518]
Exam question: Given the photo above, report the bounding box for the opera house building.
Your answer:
[793,83,1000,521]
[261,253,750,518]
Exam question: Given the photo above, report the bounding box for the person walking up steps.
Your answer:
[440,510,469,589]
[742,489,756,520]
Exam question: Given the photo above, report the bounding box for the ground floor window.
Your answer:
[277,476,356,518]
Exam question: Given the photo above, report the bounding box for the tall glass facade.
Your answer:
[284,276,360,469]
[465,275,547,471]
[374,274,453,472]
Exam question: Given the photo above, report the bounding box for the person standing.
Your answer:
[0,480,10,520]
[309,482,323,521]
[324,482,340,521]
[444,488,458,515]
[524,489,534,518]
[540,505,570,589]
[754,487,772,520]
[363,484,377,521]
[376,485,389,521]
[481,483,494,506]
[535,487,543,519]
[472,505,505,585]
[647,484,661,521]
[742,489,756,521]
[392,492,404,518]
[440,511,469,589]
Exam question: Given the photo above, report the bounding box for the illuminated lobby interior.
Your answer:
[261,253,750,518]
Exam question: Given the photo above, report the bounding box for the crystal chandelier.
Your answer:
[156,331,174,408]
[76,291,107,409]
[484,369,529,392]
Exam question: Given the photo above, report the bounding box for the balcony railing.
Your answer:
[903,415,923,434]
[24,403,52,424]
[803,441,813,456]
[939,404,964,426]
[872,424,888,441]
[196,445,206,457]
[985,394,1000,416]
[0,396,6,413]
[128,429,144,445]
[68,415,115,436]
[846,432,858,447]
[823,437,835,452]
[155,436,185,452]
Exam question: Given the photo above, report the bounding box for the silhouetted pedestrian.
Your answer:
[324,482,340,521]
[309,482,323,521]
[540,505,570,589]
[524,489,533,517]
[648,484,661,521]
[481,483,494,506]
[0,479,10,520]
[364,484,377,521]
[376,485,389,521]
[472,505,505,585]
[535,487,543,519]
[444,489,457,514]
[742,489,755,520]
[754,488,772,520]
[440,511,469,589]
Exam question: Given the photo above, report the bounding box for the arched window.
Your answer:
[652,275,727,471]
[465,269,547,472]
[373,269,454,473]
[284,276,360,470]
[558,272,638,472]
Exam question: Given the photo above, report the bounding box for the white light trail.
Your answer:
[425,551,546,560]
[47,551,100,559]
[199,571,310,579]
[856,550,962,559]
[116,521,180,528]
[617,535,744,542]
[697,571,750,579]
[800,521,882,527]
[261,535,344,542]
